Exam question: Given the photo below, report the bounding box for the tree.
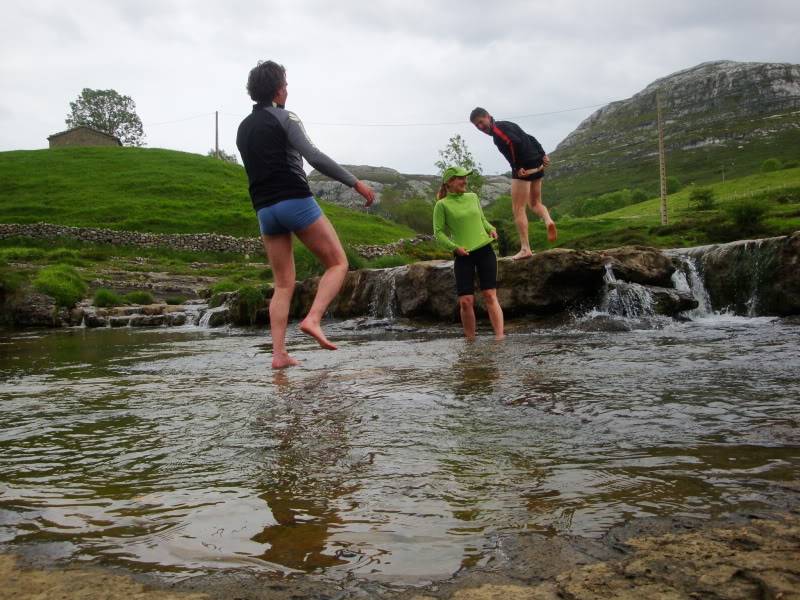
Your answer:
[435,134,484,195]
[66,88,145,146]
[207,148,239,164]
[689,186,716,210]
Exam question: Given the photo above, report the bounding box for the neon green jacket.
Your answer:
[432,192,496,252]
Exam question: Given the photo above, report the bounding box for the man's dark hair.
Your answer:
[469,107,489,122]
[246,60,287,103]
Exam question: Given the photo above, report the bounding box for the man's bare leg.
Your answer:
[528,178,557,243]
[294,216,348,350]
[511,179,533,259]
[459,294,477,339]
[263,233,301,369]
[481,289,505,340]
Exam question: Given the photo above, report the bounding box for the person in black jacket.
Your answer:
[237,60,375,369]
[470,107,557,260]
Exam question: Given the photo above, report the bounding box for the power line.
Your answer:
[144,112,215,127]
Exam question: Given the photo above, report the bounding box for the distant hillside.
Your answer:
[547,60,800,205]
[0,148,413,245]
[308,165,512,208]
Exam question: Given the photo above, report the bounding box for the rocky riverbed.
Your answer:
[4,504,799,599]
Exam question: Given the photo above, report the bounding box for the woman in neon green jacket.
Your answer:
[433,166,505,340]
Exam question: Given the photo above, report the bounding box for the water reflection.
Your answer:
[0,319,798,583]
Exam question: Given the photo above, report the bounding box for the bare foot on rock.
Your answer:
[299,320,337,350]
[547,221,558,243]
[272,352,301,369]
[511,249,533,260]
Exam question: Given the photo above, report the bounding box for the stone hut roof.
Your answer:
[47,126,122,145]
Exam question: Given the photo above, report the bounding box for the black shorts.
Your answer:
[454,243,498,296]
[512,157,545,181]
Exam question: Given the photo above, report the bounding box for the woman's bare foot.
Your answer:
[272,352,300,369]
[511,249,533,260]
[494,333,506,341]
[299,319,338,350]
[547,221,558,243]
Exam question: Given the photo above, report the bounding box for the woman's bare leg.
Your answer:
[263,233,300,369]
[294,216,348,350]
[481,288,505,340]
[458,294,477,339]
[528,178,557,243]
[511,179,533,259]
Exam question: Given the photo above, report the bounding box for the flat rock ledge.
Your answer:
[290,245,688,320]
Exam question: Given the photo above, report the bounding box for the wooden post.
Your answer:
[215,111,219,159]
[657,91,668,225]
[656,90,668,225]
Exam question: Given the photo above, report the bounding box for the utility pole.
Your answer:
[656,90,668,225]
[215,111,219,159]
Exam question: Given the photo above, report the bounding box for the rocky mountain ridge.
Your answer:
[308,165,512,208]
[547,60,800,203]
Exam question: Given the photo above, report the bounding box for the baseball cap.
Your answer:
[441,166,472,183]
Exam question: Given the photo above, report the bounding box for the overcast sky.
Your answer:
[2,0,798,175]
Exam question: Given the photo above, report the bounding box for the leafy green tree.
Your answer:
[207,148,239,164]
[761,158,782,172]
[435,134,484,195]
[689,187,716,210]
[666,176,682,194]
[66,88,145,146]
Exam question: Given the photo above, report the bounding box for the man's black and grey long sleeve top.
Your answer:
[236,103,358,211]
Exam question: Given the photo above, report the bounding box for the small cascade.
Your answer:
[368,267,402,319]
[671,255,713,317]
[599,264,656,318]
[197,305,229,328]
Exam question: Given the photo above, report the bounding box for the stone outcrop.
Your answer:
[290,246,679,320]
[673,231,800,316]
[308,165,512,209]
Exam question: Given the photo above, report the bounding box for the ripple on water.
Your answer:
[0,320,799,582]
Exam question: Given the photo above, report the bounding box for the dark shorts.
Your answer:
[454,243,498,296]
[512,157,545,181]
[256,196,322,236]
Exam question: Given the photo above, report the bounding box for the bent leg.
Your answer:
[528,178,557,243]
[511,179,533,259]
[263,233,300,369]
[294,215,348,350]
[458,294,477,340]
[481,289,505,340]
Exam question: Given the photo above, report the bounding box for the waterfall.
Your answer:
[368,267,402,319]
[671,255,713,317]
[599,264,656,318]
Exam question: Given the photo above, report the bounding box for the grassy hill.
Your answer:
[0,147,413,245]
[485,167,800,251]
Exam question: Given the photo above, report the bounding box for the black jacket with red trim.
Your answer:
[490,120,545,171]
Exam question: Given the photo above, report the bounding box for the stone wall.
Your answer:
[0,222,429,259]
[0,223,264,256]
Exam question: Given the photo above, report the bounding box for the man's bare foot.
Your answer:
[511,249,533,260]
[299,320,338,350]
[272,352,300,369]
[547,221,558,243]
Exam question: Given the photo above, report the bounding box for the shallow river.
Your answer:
[1,315,799,584]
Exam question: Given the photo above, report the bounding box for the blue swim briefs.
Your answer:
[256,196,323,236]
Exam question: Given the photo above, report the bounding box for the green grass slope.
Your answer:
[0,147,413,245]
[486,167,800,252]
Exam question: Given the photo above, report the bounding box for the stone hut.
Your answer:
[48,126,122,148]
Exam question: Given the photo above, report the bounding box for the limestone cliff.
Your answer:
[548,60,800,203]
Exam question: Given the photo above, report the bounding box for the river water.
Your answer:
[1,313,799,584]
